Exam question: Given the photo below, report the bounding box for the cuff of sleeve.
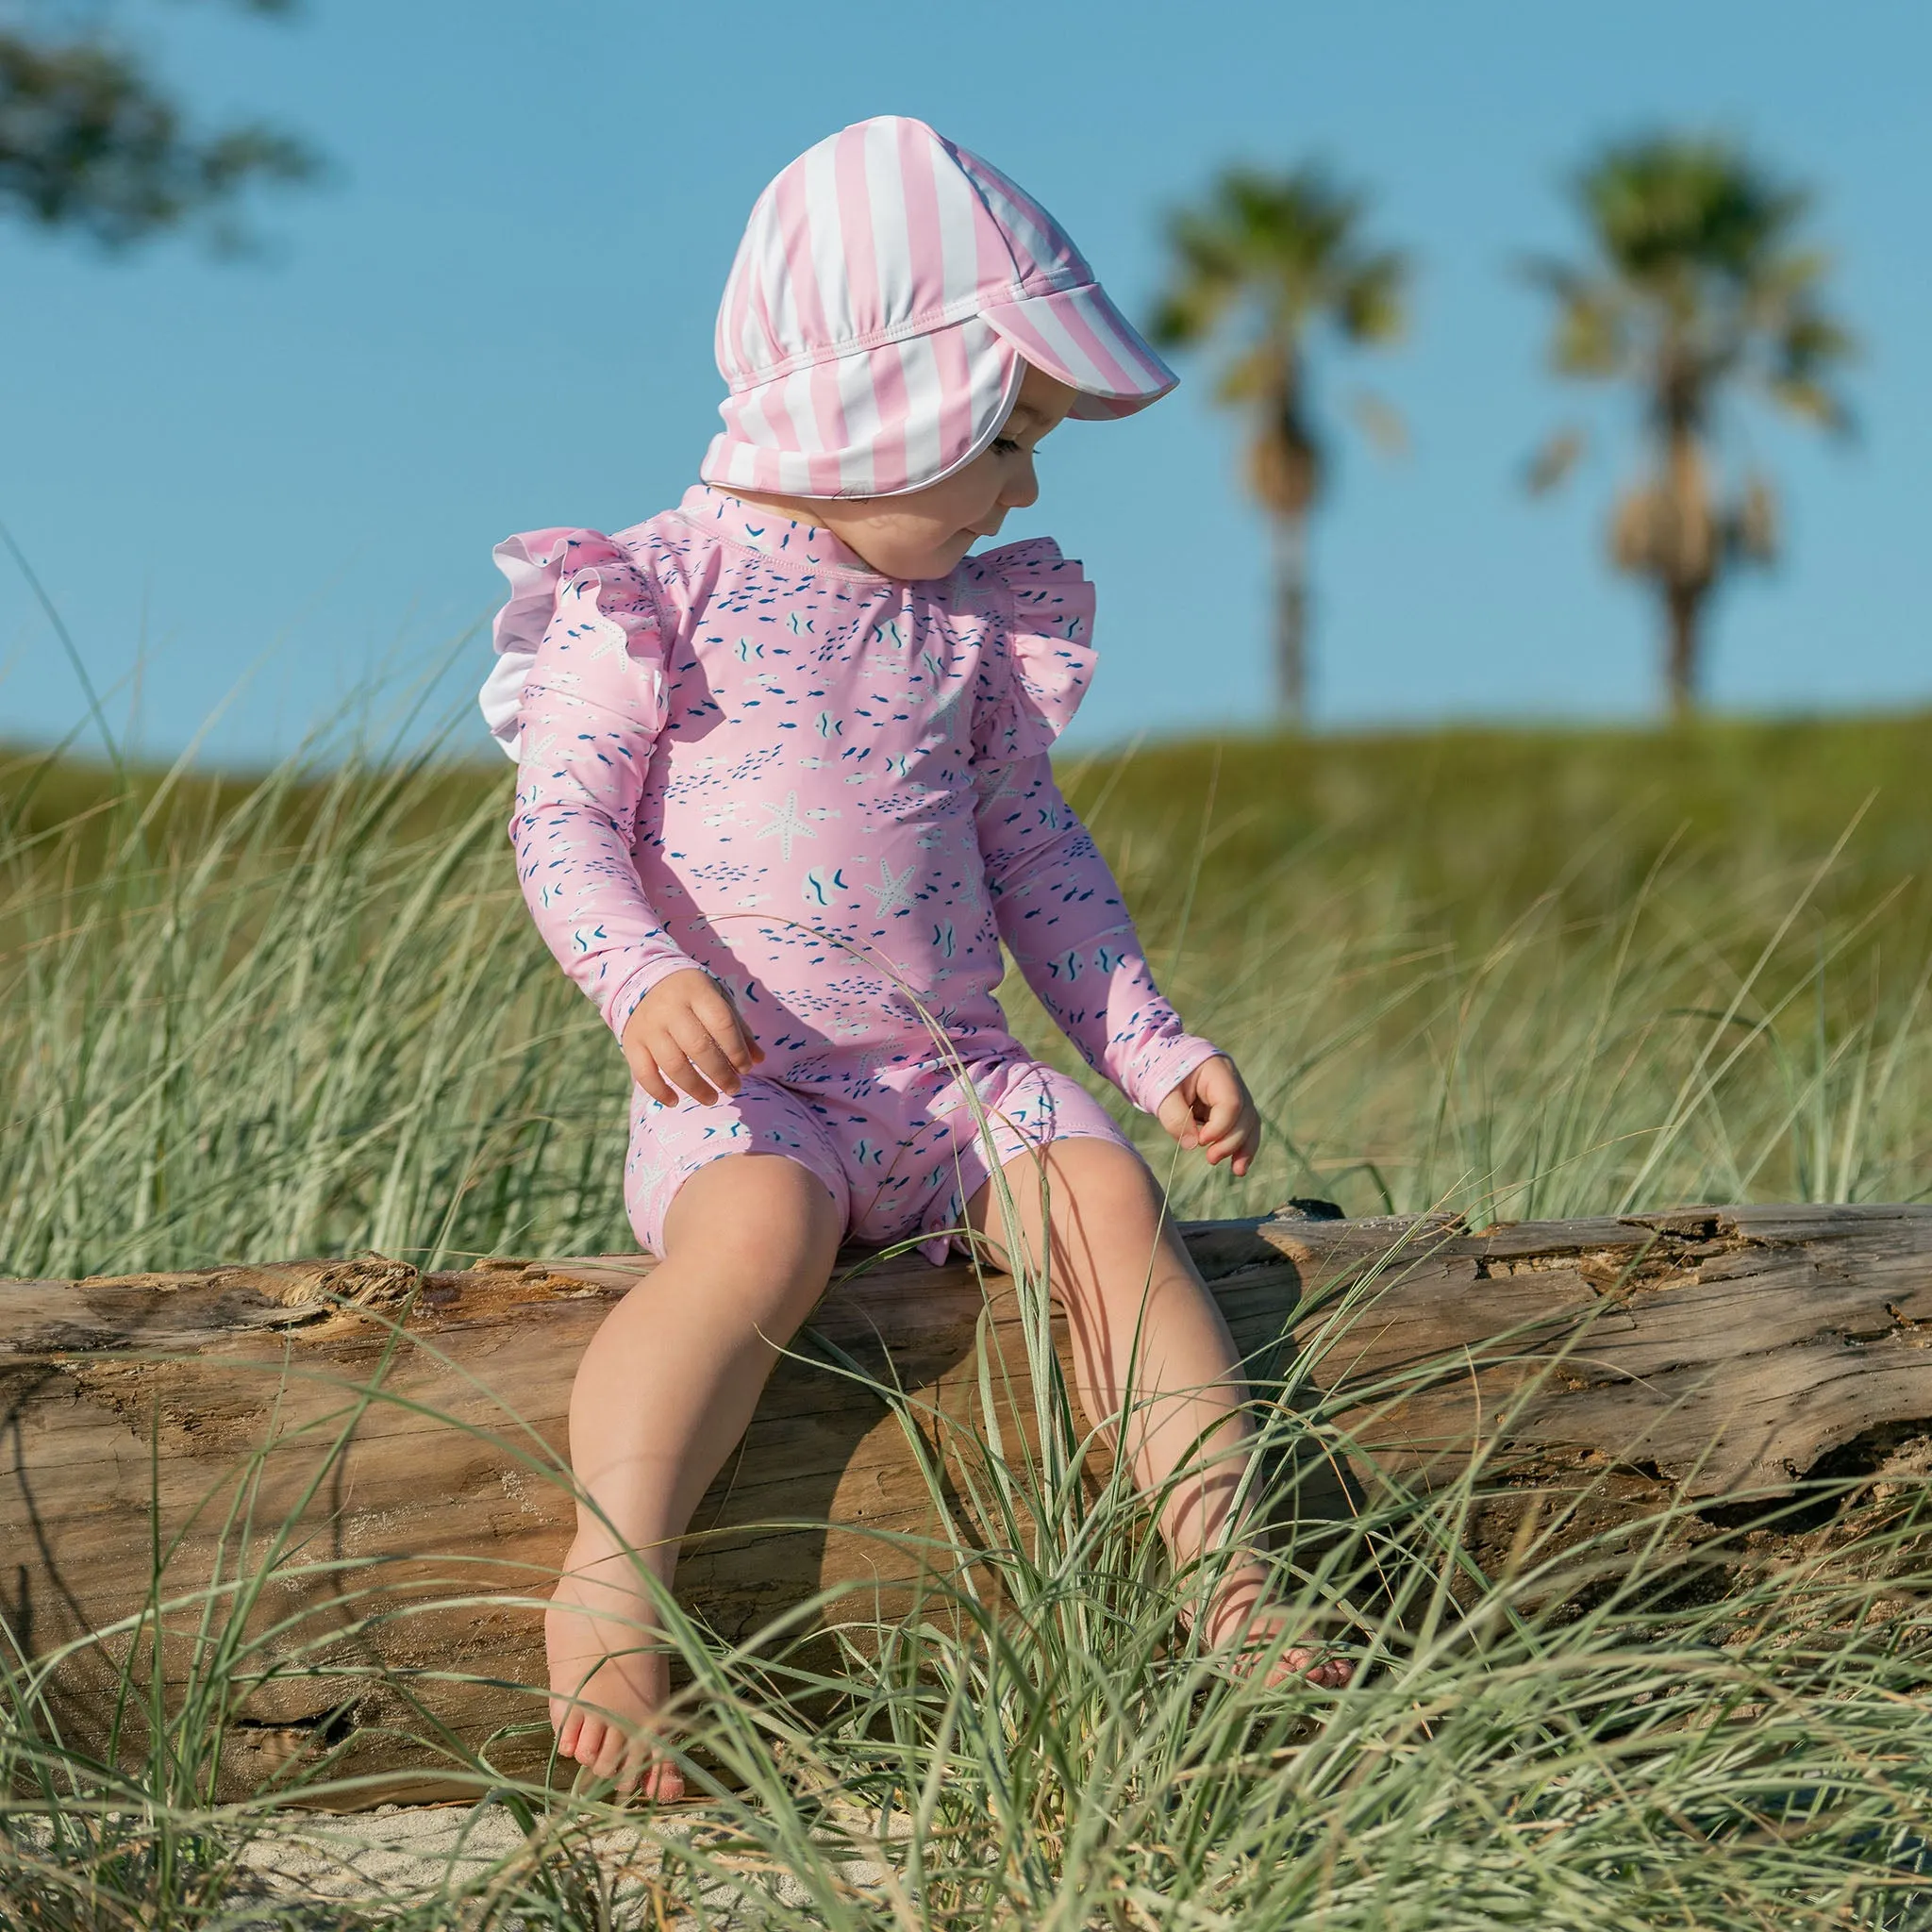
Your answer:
[1121,1034,1226,1117]
[605,951,705,1043]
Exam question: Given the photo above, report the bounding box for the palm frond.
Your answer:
[1524,426,1586,495]
[1550,285,1628,377]
[1212,340,1290,407]
[1336,251,1407,343]
[1347,389,1408,458]
[1148,158,1409,489]
[1767,375,1856,436]
[1575,133,1810,290]
[1729,474,1780,563]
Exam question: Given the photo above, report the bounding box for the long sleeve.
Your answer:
[961,538,1222,1115]
[503,533,700,1042]
[974,750,1221,1115]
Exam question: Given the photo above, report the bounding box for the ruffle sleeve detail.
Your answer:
[479,528,667,758]
[966,537,1098,767]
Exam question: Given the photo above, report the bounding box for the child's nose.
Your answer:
[1000,456,1040,510]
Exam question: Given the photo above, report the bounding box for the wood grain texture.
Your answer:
[5,1202,1930,1800]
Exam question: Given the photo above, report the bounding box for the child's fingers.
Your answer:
[1205,1128,1259,1174]
[625,1051,680,1110]
[656,1041,722,1108]
[691,980,763,1069]
[666,1012,746,1100]
[1193,1090,1246,1161]
[1199,1101,1257,1151]
[1202,1119,1262,1177]
[1213,1140,1256,1177]
[1156,1086,1201,1150]
[634,1019,719,1107]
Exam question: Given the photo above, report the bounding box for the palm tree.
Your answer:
[1524,135,1856,719]
[1151,165,1407,724]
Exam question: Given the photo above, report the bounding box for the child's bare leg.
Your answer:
[963,1139,1352,1688]
[547,1152,843,1795]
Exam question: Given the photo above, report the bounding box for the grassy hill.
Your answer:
[14,708,1930,929]
[4,712,1928,1276]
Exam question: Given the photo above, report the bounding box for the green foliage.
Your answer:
[1150,163,1407,364]
[1525,133,1856,430]
[0,6,316,250]
[1147,159,1407,514]
[4,708,1929,1278]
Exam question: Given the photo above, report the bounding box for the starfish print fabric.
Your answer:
[490,484,1222,1262]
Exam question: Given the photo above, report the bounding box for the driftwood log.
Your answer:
[5,1201,1931,1802]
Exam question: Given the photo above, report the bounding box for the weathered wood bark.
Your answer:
[5,1202,1930,1802]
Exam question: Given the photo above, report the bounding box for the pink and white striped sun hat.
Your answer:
[700,116,1177,500]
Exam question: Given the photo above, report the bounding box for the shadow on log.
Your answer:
[4,1202,1930,1802]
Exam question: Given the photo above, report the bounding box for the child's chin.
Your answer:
[893,539,976,582]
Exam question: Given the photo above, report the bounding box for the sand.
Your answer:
[233,1793,896,1923]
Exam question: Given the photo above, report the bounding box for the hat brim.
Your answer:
[701,321,1025,501]
[698,286,1176,501]
[980,280,1178,421]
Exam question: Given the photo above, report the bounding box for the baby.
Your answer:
[482,115,1351,1800]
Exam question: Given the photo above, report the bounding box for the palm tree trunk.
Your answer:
[1660,422,1713,722]
[1665,582,1703,722]
[1271,511,1308,723]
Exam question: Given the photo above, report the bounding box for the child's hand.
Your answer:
[1156,1055,1261,1178]
[620,969,764,1107]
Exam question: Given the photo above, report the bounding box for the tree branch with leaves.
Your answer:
[0,0,317,251]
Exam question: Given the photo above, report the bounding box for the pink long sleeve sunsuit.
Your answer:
[503,483,1222,1265]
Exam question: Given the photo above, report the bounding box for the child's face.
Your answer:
[740,362,1080,581]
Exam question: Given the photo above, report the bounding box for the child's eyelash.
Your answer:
[991,436,1024,456]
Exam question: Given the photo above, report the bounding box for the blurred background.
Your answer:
[2,0,1927,761]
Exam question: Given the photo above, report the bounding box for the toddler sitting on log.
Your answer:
[480,115,1353,1801]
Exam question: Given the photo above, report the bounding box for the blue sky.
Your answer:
[2,0,1927,765]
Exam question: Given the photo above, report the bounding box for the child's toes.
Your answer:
[1298,1652,1355,1690]
[591,1723,637,1777]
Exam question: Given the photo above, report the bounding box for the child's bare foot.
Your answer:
[1189,1573,1356,1690]
[545,1535,684,1800]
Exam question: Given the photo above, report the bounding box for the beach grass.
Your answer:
[3,707,1931,1925]
[5,708,1928,1275]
